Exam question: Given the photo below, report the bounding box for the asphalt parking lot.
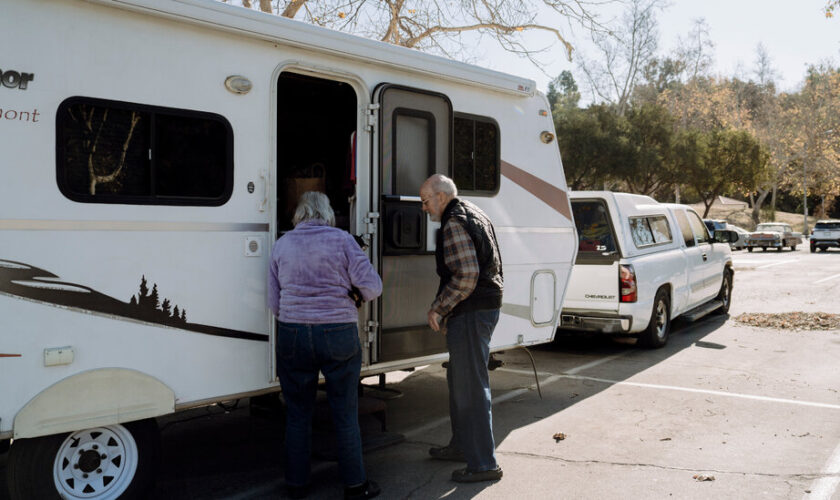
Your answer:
[2,244,838,499]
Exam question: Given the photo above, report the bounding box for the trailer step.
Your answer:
[682,300,723,322]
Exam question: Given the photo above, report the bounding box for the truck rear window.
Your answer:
[572,200,618,263]
[815,222,840,230]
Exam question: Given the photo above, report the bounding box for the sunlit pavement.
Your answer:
[1,249,838,499]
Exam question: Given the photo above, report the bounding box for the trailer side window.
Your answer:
[453,113,499,195]
[57,97,233,206]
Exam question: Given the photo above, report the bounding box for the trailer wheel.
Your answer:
[6,419,159,500]
[713,268,733,315]
[638,289,670,349]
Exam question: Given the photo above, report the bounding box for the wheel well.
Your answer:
[13,368,174,439]
[657,283,672,309]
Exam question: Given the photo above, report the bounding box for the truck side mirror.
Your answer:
[713,230,738,244]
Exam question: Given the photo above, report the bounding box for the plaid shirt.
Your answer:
[431,218,479,317]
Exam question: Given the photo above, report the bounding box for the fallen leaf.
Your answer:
[692,474,715,482]
[553,432,566,442]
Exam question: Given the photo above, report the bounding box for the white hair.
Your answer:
[293,191,335,227]
[429,174,458,197]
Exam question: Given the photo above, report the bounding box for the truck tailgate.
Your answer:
[562,261,619,313]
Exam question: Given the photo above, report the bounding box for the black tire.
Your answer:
[748,247,753,253]
[791,244,797,251]
[0,438,9,454]
[811,243,816,253]
[6,419,159,500]
[638,289,671,349]
[761,247,767,252]
[713,268,733,315]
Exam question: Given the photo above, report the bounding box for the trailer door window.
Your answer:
[57,97,233,206]
[453,114,500,194]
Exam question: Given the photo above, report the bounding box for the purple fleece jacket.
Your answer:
[267,220,382,324]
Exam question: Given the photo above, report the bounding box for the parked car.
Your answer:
[810,220,840,252]
[746,223,803,252]
[727,224,750,250]
[561,192,737,348]
[703,219,727,236]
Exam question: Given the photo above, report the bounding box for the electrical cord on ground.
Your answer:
[517,345,542,399]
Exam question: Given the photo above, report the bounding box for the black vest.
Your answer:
[435,198,504,316]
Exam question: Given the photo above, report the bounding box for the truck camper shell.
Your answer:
[0,0,576,496]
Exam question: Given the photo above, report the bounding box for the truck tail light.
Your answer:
[619,264,637,303]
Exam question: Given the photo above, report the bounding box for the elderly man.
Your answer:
[420,174,504,483]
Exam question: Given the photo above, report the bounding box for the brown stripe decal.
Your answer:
[0,354,22,358]
[501,161,572,220]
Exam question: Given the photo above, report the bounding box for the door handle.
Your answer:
[258,169,268,213]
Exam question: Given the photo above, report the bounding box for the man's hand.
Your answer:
[427,310,442,333]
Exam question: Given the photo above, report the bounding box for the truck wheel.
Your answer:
[0,438,9,454]
[713,268,733,315]
[811,243,816,253]
[791,244,797,251]
[6,419,159,500]
[638,289,670,349]
[747,247,753,253]
[761,247,767,252]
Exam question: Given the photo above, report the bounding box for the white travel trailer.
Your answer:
[0,0,577,497]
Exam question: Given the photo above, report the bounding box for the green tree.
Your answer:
[680,129,769,217]
[555,104,628,190]
[620,103,675,195]
[548,70,580,113]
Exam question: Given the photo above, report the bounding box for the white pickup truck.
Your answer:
[560,192,737,347]
[810,220,840,253]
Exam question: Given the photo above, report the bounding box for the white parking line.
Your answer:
[405,351,630,440]
[814,273,840,284]
[561,373,840,410]
[757,259,799,269]
[803,439,840,500]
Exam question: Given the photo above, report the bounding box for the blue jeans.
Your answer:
[445,309,500,472]
[276,322,365,488]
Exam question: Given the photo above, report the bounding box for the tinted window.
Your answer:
[57,97,233,205]
[453,114,499,194]
[573,201,616,253]
[815,222,840,230]
[687,211,711,244]
[673,210,696,248]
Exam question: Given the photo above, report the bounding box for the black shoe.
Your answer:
[428,444,466,462]
[451,466,503,483]
[344,479,381,500]
[286,483,308,499]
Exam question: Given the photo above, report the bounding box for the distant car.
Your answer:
[703,219,727,236]
[727,224,749,250]
[747,223,803,252]
[810,219,840,253]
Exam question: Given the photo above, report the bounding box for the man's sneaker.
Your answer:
[451,466,503,483]
[428,444,465,462]
[344,479,381,500]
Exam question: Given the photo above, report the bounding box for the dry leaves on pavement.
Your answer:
[735,312,840,331]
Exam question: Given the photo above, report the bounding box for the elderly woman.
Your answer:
[268,191,382,500]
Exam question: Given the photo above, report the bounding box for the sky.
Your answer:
[476,0,840,99]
